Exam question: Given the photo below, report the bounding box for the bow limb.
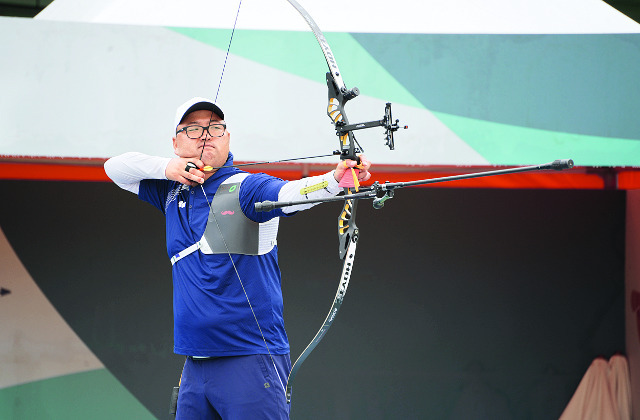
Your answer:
[286,0,362,161]
[285,0,347,91]
[286,194,359,404]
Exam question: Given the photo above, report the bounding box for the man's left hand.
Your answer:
[333,155,372,184]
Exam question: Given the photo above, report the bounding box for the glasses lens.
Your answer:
[207,124,226,137]
[184,126,204,139]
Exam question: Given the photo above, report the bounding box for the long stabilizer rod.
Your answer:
[255,159,574,212]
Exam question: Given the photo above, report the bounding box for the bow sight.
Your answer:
[335,102,407,151]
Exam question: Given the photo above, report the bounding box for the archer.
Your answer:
[104,96,371,419]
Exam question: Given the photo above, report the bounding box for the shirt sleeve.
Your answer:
[238,173,289,223]
[138,179,173,215]
[239,171,342,222]
[276,171,341,213]
[104,152,171,194]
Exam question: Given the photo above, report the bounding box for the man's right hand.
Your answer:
[166,158,205,186]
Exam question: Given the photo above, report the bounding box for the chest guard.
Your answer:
[170,173,278,265]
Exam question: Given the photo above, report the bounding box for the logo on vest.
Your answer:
[220,210,235,215]
[178,201,186,208]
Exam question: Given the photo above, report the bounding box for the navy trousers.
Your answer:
[176,354,291,420]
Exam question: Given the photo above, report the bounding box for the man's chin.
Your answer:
[201,154,227,169]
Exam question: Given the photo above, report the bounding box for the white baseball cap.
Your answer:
[173,97,224,132]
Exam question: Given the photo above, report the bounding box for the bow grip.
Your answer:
[338,158,363,189]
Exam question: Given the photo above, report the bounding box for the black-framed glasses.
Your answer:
[176,123,226,139]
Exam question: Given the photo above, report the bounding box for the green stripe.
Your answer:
[0,369,156,420]
[435,112,640,167]
[169,27,640,167]
[351,33,640,141]
[168,27,423,108]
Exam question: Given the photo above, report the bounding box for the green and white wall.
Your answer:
[2,0,639,168]
[1,0,639,418]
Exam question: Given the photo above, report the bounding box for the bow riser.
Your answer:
[338,197,358,259]
[326,73,360,161]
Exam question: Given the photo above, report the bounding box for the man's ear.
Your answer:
[172,136,178,154]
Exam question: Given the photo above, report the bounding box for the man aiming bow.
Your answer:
[104,97,371,419]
